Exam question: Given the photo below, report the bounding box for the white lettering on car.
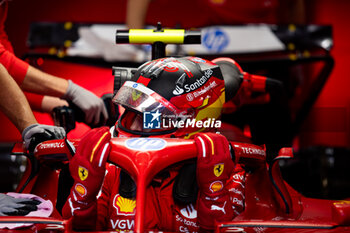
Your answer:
[39,142,65,149]
[241,147,265,156]
[110,219,134,230]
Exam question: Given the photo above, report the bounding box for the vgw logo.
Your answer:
[143,110,161,129]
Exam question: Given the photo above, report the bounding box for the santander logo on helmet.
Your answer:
[173,73,186,95]
[173,69,213,96]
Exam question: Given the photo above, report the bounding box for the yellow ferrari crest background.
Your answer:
[78,166,88,181]
[132,90,142,101]
[214,163,224,177]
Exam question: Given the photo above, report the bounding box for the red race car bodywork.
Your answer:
[3,137,350,233]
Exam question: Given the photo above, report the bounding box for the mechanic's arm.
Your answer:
[0,64,65,150]
[20,65,68,98]
[126,0,151,29]
[40,96,68,113]
[21,66,108,125]
[24,90,68,113]
[0,44,107,125]
[0,63,37,132]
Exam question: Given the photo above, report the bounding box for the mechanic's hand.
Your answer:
[194,132,235,230]
[0,193,41,216]
[62,80,108,126]
[69,127,111,203]
[22,124,66,152]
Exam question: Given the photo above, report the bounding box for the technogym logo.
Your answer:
[143,111,222,129]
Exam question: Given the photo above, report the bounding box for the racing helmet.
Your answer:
[112,56,239,138]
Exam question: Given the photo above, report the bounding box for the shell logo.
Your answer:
[113,194,136,216]
[75,183,87,197]
[210,181,223,193]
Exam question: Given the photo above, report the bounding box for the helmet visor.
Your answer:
[113,81,186,118]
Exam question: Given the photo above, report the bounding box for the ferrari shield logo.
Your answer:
[78,166,88,181]
[214,163,224,177]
